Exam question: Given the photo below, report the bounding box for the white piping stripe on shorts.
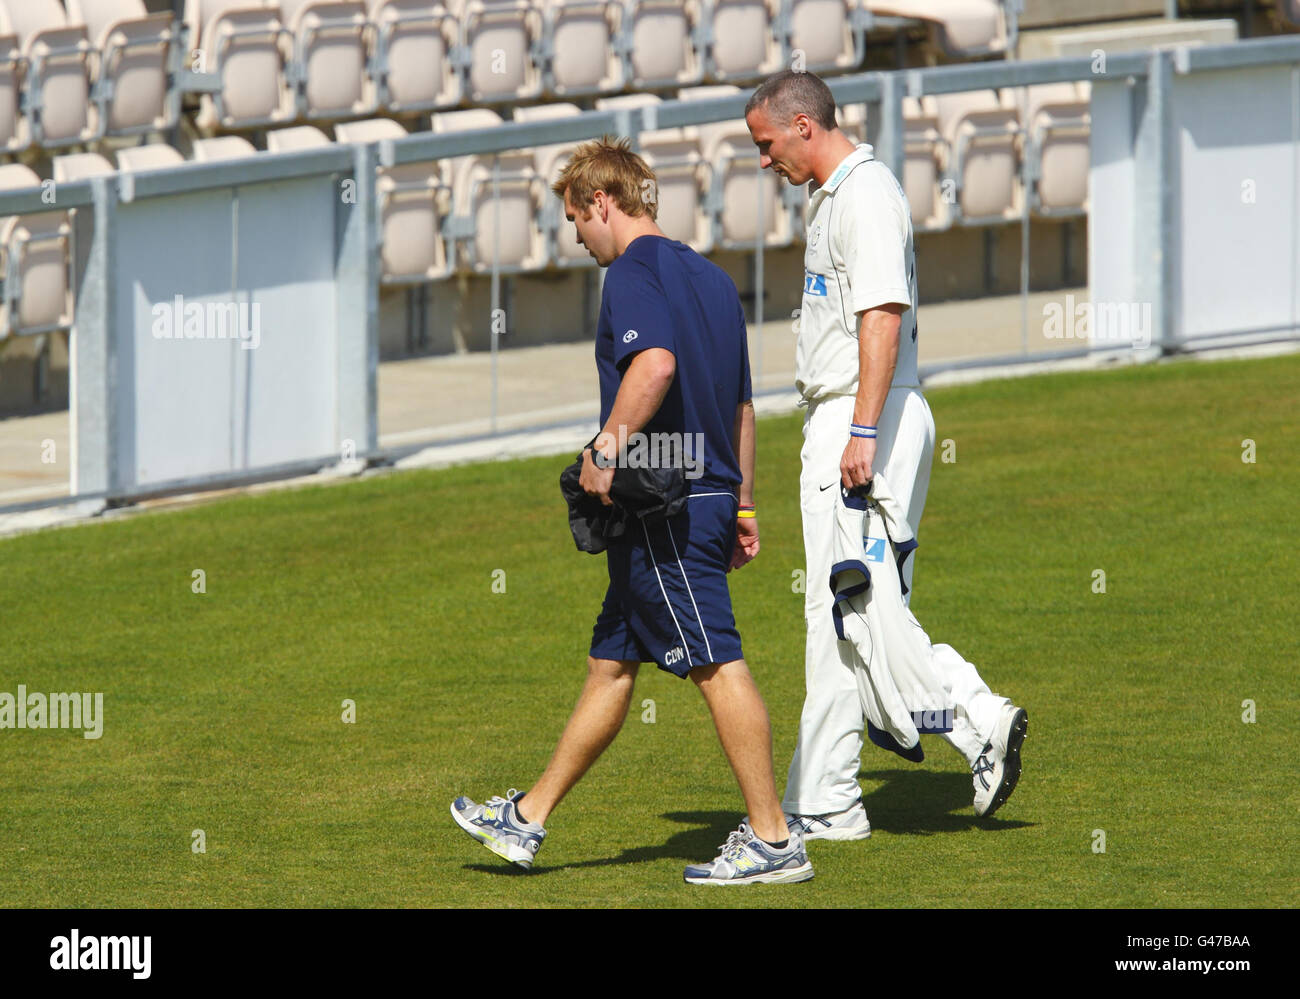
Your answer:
[688,492,738,500]
[664,518,716,664]
[640,518,694,669]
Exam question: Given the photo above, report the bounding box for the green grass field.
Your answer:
[1,354,1297,908]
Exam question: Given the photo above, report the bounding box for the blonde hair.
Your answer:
[551,135,658,221]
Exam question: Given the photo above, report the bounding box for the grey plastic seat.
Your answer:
[543,0,624,97]
[336,117,453,282]
[865,0,1007,59]
[185,0,294,130]
[0,30,20,154]
[705,0,780,83]
[192,134,260,160]
[934,88,1021,224]
[53,152,116,182]
[679,84,789,249]
[1019,81,1089,216]
[900,95,948,231]
[365,0,461,113]
[451,0,545,104]
[622,0,703,89]
[67,0,179,137]
[512,102,591,267]
[0,163,74,339]
[784,0,863,74]
[115,143,186,171]
[267,123,332,152]
[0,0,95,148]
[278,0,376,120]
[434,107,547,272]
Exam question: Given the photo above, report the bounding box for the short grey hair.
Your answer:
[745,70,837,131]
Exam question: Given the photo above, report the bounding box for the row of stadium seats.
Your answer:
[0,1,1016,153]
[0,78,1087,339]
[903,81,1090,231]
[182,0,868,130]
[183,0,1013,128]
[1,0,179,152]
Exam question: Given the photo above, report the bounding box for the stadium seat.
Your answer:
[0,30,20,154]
[52,152,117,182]
[186,0,295,130]
[192,134,260,160]
[366,0,461,113]
[838,100,867,143]
[335,117,453,282]
[266,123,332,151]
[542,0,623,97]
[865,0,1007,59]
[451,0,545,104]
[784,0,863,73]
[0,163,74,339]
[934,88,1021,224]
[1019,81,1089,217]
[596,93,714,253]
[0,0,96,148]
[679,84,790,249]
[622,0,704,89]
[277,0,376,120]
[511,102,594,267]
[902,95,947,230]
[115,142,186,171]
[66,0,179,137]
[703,0,781,84]
[433,107,547,272]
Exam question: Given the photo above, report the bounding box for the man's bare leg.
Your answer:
[691,658,788,845]
[516,656,638,827]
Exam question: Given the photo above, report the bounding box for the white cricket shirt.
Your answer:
[797,143,919,402]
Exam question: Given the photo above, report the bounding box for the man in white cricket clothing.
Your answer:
[745,70,1028,840]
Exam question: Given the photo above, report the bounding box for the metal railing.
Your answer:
[1,34,1299,515]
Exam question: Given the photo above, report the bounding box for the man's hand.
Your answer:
[580,443,616,506]
[729,516,760,572]
[841,435,876,490]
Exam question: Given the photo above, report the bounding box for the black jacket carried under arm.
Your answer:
[559,439,691,554]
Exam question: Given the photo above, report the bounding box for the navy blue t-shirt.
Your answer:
[595,235,752,494]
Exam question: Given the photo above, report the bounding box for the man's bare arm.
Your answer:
[732,399,756,507]
[599,347,676,446]
[730,398,759,570]
[841,303,905,489]
[581,347,677,504]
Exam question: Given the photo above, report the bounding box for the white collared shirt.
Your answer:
[798,143,919,402]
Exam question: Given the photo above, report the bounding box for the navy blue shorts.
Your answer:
[589,492,745,678]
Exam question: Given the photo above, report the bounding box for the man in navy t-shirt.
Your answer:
[452,136,812,886]
[593,233,751,496]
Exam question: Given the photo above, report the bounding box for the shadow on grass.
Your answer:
[463,810,743,876]
[460,774,1036,875]
[858,769,1035,835]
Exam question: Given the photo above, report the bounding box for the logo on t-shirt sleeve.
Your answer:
[623,329,639,343]
[804,272,827,297]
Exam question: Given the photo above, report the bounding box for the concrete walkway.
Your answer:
[0,288,1081,508]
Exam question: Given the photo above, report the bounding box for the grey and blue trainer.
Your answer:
[683,822,814,886]
[451,789,546,870]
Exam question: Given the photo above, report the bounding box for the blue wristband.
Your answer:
[850,423,877,438]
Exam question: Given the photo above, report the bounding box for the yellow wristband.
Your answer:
[737,510,757,519]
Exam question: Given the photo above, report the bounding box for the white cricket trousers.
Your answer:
[782,390,1010,815]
